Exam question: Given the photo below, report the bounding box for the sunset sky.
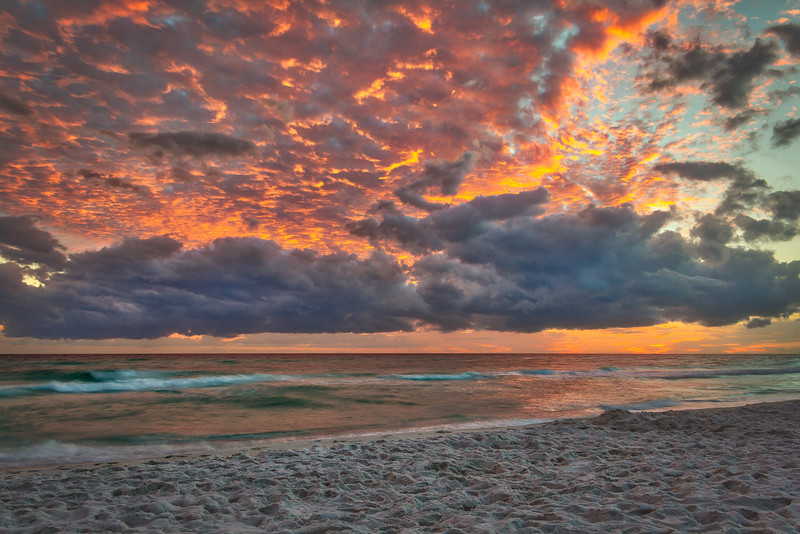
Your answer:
[0,0,799,354]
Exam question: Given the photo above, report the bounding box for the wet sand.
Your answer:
[1,400,798,532]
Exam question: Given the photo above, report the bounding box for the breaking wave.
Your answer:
[0,372,293,397]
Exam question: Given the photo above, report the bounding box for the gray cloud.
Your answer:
[393,153,475,211]
[0,232,424,339]
[766,190,800,221]
[0,91,32,116]
[411,204,799,331]
[128,131,256,158]
[771,117,800,148]
[714,172,769,217]
[653,161,743,181]
[734,215,798,242]
[349,188,550,253]
[1,202,799,339]
[733,190,800,242]
[0,215,66,270]
[767,23,800,57]
[723,108,759,131]
[745,317,772,329]
[351,192,800,332]
[645,38,779,108]
[654,160,770,216]
[690,213,734,262]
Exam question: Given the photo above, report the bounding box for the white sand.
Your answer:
[1,400,799,533]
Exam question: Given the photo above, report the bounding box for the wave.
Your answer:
[3,363,799,398]
[511,364,800,381]
[73,369,172,382]
[0,372,293,397]
[657,365,800,380]
[388,371,485,381]
[514,369,557,376]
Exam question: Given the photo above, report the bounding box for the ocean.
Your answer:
[1,353,799,468]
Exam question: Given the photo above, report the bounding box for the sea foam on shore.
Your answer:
[1,400,799,533]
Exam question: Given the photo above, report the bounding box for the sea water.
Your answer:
[1,353,799,467]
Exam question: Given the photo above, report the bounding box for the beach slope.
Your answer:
[2,400,799,532]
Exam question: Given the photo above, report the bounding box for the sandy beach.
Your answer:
[1,400,799,533]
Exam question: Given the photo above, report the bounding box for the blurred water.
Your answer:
[1,353,799,467]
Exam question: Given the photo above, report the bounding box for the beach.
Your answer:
[1,400,798,533]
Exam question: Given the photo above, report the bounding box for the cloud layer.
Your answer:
[0,1,798,341]
[2,193,797,339]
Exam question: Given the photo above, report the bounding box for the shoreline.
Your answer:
[2,399,799,532]
[2,394,791,474]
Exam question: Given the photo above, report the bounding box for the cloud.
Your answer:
[0,232,424,339]
[734,215,798,242]
[412,204,800,331]
[767,23,800,57]
[745,317,771,329]
[690,213,734,262]
[79,169,146,193]
[734,189,800,242]
[1,202,799,339]
[0,91,32,116]
[349,188,550,253]
[0,215,66,270]
[714,171,769,217]
[656,160,800,241]
[766,190,800,221]
[653,161,743,181]
[356,193,800,332]
[771,117,800,148]
[0,2,798,344]
[723,108,759,131]
[645,38,779,108]
[128,131,256,158]
[393,153,474,211]
[653,160,770,215]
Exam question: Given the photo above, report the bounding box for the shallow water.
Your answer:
[1,353,799,467]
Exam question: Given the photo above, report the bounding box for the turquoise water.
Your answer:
[1,353,799,467]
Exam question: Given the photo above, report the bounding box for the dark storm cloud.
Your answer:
[771,117,800,148]
[690,213,734,262]
[0,91,32,116]
[351,192,799,332]
[128,131,256,158]
[349,188,550,253]
[645,38,779,108]
[767,23,800,57]
[2,204,799,339]
[0,216,66,270]
[409,204,800,331]
[0,233,424,339]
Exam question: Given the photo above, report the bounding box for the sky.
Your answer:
[0,0,799,354]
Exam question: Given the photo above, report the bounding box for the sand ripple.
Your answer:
[2,400,799,532]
